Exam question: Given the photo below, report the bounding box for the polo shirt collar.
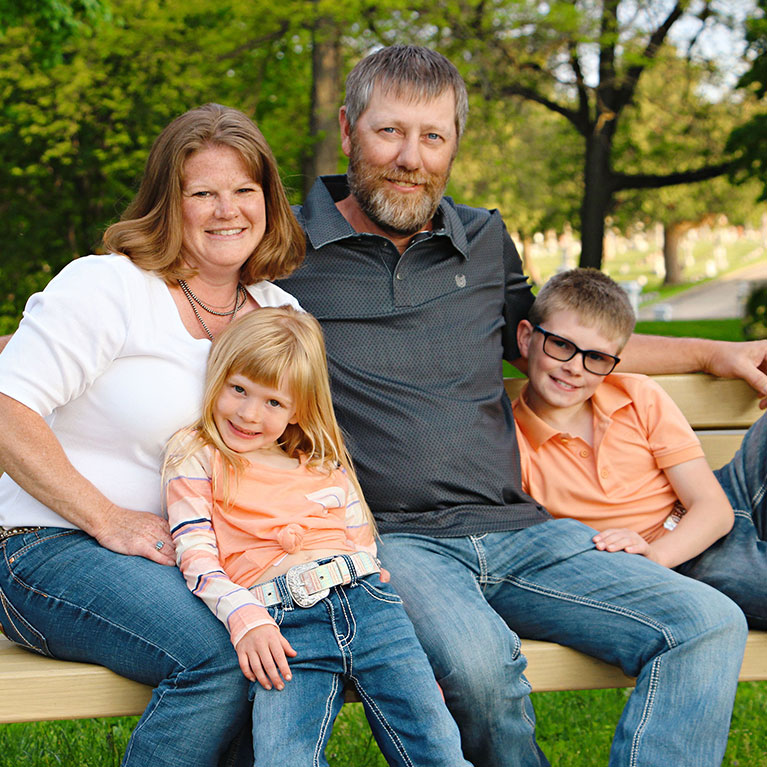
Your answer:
[514,377,632,450]
[303,174,470,259]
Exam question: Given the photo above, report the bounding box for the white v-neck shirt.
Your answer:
[0,254,300,527]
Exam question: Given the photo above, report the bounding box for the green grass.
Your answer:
[3,681,767,766]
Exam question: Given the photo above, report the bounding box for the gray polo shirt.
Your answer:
[278,175,548,536]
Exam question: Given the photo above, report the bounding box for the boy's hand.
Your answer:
[593,528,656,560]
[235,625,297,690]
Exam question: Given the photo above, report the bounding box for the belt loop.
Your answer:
[275,576,294,609]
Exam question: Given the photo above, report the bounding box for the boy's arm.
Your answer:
[619,334,767,407]
[594,457,734,569]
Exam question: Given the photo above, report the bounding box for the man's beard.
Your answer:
[346,144,451,237]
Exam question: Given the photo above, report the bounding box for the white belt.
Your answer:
[249,552,380,608]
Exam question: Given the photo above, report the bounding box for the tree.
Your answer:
[728,0,767,200]
[612,51,764,283]
[404,0,750,269]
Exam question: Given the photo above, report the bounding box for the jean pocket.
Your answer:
[357,578,404,605]
[0,586,50,655]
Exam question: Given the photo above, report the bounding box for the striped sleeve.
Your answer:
[340,468,377,556]
[164,445,277,646]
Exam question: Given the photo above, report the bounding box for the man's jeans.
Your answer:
[249,561,470,767]
[380,518,747,767]
[0,528,251,767]
[676,411,767,627]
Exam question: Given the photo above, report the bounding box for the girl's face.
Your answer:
[213,372,298,457]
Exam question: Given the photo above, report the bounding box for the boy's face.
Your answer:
[517,311,622,417]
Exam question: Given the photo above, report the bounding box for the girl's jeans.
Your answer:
[249,561,470,767]
[380,519,748,767]
[678,410,767,627]
[0,528,251,767]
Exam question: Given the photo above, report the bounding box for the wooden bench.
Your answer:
[2,373,766,723]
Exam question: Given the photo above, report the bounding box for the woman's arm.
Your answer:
[0,393,175,564]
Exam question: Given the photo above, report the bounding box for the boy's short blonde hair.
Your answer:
[528,268,636,351]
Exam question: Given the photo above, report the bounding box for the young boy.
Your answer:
[513,268,767,628]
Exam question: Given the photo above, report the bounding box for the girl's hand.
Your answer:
[593,528,654,559]
[379,567,391,583]
[93,504,176,565]
[235,625,297,690]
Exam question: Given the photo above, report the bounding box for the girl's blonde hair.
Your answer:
[164,306,375,530]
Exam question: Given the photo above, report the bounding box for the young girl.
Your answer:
[163,306,470,767]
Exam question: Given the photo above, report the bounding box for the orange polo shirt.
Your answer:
[512,373,704,542]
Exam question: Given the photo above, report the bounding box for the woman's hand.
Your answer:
[94,504,176,565]
[235,625,297,689]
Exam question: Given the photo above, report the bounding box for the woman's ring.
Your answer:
[155,540,165,551]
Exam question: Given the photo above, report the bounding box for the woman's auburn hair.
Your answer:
[164,306,376,532]
[102,103,305,284]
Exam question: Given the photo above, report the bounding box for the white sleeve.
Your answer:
[0,256,134,417]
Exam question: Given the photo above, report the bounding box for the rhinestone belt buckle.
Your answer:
[285,561,329,608]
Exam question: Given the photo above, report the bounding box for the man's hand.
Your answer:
[700,339,767,408]
[93,504,176,565]
[235,624,297,690]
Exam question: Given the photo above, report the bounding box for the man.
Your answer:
[278,45,757,767]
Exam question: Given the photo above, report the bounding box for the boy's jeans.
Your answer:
[0,528,252,767]
[380,518,747,767]
[249,560,470,767]
[678,411,767,627]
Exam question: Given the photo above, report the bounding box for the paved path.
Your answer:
[637,254,767,321]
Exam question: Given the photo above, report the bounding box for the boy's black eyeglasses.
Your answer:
[532,325,620,376]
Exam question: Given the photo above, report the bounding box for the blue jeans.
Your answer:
[675,412,767,628]
[379,518,747,767]
[0,528,252,767]
[249,559,470,767]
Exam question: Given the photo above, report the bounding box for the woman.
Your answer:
[0,103,304,766]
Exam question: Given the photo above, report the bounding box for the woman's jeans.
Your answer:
[249,563,470,767]
[380,518,748,767]
[677,411,767,627]
[0,528,251,767]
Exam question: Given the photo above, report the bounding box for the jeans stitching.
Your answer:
[0,587,50,654]
[629,655,662,767]
[334,588,357,649]
[353,678,415,767]
[750,474,767,509]
[469,535,488,581]
[313,672,341,767]
[491,575,678,648]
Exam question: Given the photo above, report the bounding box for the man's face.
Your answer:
[341,86,458,236]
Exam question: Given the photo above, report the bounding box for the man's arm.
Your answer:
[0,335,12,353]
[616,334,767,407]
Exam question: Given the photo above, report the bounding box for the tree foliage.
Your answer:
[728,0,767,200]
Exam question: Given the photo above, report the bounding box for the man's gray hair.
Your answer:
[344,45,469,139]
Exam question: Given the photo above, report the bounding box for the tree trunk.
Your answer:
[663,220,696,285]
[579,132,614,270]
[301,16,342,200]
[520,235,541,285]
[663,222,684,285]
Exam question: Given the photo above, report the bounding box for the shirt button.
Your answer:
[396,272,404,280]
[600,468,609,478]
[561,437,569,444]
[580,449,589,458]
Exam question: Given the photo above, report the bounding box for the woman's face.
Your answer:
[180,145,267,279]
